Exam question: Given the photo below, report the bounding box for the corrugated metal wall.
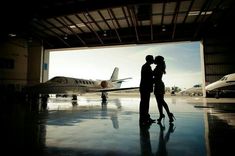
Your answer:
[203,37,235,85]
[202,4,235,87]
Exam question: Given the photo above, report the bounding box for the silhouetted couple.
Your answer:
[139,55,175,126]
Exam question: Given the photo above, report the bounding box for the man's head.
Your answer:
[145,55,154,64]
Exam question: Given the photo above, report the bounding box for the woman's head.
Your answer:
[154,55,166,74]
[154,55,164,65]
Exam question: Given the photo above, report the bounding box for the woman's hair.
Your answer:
[155,55,166,74]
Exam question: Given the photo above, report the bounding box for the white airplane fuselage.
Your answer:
[205,73,235,97]
[180,84,202,96]
[28,76,120,94]
[24,67,138,99]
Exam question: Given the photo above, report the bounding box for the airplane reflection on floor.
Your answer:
[43,97,122,130]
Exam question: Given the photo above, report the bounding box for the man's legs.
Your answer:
[139,91,151,123]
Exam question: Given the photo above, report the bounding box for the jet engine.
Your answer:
[101,81,108,88]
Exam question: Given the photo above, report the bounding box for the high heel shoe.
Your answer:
[157,114,165,123]
[169,113,176,123]
[157,122,165,131]
[169,123,176,133]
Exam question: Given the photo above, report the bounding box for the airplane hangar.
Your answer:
[1,1,235,155]
[0,0,235,96]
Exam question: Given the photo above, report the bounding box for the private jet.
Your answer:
[206,73,235,98]
[24,67,139,101]
[180,84,203,96]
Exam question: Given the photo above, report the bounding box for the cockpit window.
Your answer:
[51,77,67,84]
[220,76,228,81]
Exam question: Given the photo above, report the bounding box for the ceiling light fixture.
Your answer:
[162,25,166,32]
[103,31,107,36]
[188,11,213,16]
[64,34,68,40]
[77,23,86,27]
[69,25,76,29]
[8,33,16,37]
[69,23,86,28]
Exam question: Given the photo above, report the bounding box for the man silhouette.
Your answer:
[139,55,155,125]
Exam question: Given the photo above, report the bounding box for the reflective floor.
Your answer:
[1,93,235,155]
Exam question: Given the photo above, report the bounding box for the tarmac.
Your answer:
[1,93,235,155]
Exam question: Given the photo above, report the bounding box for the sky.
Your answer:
[49,41,201,89]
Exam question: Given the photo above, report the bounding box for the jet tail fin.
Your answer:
[110,67,132,88]
[110,67,119,81]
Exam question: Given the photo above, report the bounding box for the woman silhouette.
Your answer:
[156,123,175,156]
[153,55,175,123]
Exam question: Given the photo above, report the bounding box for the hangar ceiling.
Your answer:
[1,0,234,49]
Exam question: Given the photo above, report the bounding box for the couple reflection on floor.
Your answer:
[140,122,176,156]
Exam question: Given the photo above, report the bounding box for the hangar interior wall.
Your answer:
[202,4,235,86]
[203,37,235,85]
[27,41,43,85]
[0,39,43,92]
[0,39,28,92]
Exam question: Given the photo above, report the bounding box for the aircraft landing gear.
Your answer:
[72,95,78,106]
[40,94,49,111]
[72,94,77,100]
[215,91,221,99]
[101,92,108,102]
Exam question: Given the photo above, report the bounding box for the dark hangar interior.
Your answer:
[0,0,235,94]
[1,1,235,155]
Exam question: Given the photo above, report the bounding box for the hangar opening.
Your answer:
[47,41,202,96]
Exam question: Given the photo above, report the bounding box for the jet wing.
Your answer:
[112,77,132,82]
[88,87,139,92]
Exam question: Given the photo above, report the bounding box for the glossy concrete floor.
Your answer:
[1,93,235,156]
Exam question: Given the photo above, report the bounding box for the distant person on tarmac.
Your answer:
[139,55,156,125]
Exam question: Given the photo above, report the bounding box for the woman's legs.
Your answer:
[155,94,165,122]
[156,95,163,115]
[161,95,171,116]
[156,94,175,122]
